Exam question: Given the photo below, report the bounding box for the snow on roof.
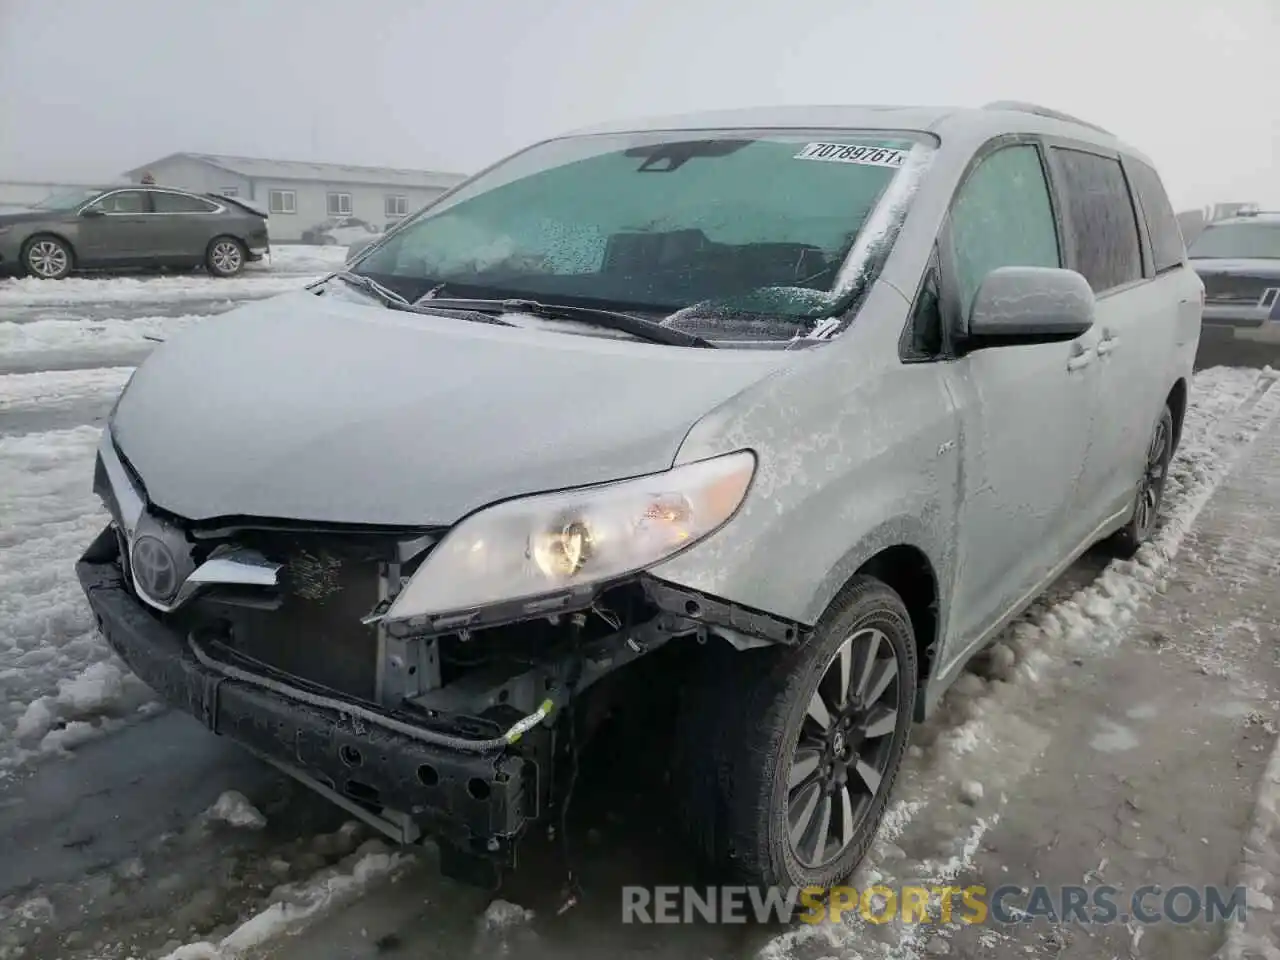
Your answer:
[126,153,467,190]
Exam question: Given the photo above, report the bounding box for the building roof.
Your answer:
[125,153,467,190]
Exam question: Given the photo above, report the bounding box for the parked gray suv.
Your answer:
[78,101,1201,894]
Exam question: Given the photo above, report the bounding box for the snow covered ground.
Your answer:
[1,272,1278,960]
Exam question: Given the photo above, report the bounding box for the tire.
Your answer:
[1106,404,1175,559]
[22,235,73,280]
[206,236,246,277]
[674,575,917,890]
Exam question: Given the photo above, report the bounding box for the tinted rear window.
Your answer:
[1126,159,1186,273]
[1052,148,1143,293]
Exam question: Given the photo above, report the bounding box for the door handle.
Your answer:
[1067,343,1093,371]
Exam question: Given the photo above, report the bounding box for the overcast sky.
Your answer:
[0,0,1274,211]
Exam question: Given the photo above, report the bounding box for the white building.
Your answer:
[122,153,467,241]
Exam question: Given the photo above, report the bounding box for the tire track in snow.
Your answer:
[0,367,134,437]
[0,273,317,307]
[0,315,200,375]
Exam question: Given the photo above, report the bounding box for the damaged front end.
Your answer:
[79,430,799,883]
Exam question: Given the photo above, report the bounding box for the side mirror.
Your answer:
[964,266,1095,346]
[80,207,105,218]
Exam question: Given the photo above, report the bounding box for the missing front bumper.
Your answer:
[76,524,535,857]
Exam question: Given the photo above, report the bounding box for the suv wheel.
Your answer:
[23,236,73,279]
[1108,404,1174,558]
[206,237,246,277]
[675,575,917,890]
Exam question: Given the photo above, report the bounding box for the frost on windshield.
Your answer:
[661,142,935,338]
[359,130,931,339]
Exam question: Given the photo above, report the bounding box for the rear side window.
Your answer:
[1052,148,1143,293]
[152,192,218,214]
[1126,159,1185,273]
[948,144,1061,321]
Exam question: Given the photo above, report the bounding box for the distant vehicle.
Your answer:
[0,185,269,280]
[1189,211,1280,330]
[301,217,381,247]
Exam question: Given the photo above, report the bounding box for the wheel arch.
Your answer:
[1166,377,1188,455]
[853,544,940,721]
[808,525,943,723]
[22,230,78,263]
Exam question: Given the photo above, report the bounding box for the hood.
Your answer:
[112,290,789,527]
[0,209,58,224]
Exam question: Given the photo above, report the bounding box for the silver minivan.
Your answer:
[79,101,1201,893]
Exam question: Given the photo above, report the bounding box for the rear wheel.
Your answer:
[674,576,917,889]
[206,236,246,277]
[23,235,73,279]
[1108,404,1174,558]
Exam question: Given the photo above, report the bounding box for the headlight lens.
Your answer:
[385,450,756,623]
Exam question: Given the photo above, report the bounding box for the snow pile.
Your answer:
[248,245,349,275]
[0,425,154,773]
[481,898,535,931]
[0,314,201,370]
[0,273,316,307]
[0,366,134,414]
[9,654,152,760]
[155,848,412,960]
[203,791,268,831]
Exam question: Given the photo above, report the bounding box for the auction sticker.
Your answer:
[794,142,908,167]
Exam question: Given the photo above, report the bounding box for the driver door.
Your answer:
[78,189,155,263]
[940,140,1102,651]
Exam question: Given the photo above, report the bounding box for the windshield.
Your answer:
[32,187,102,211]
[1188,222,1280,260]
[355,128,934,339]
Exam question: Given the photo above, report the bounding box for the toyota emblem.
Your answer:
[131,534,179,601]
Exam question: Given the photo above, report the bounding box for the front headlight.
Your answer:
[385,450,756,624]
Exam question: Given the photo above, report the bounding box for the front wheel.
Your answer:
[23,235,73,279]
[1107,405,1174,558]
[206,236,246,277]
[675,575,917,889]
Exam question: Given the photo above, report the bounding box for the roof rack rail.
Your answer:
[981,100,1114,136]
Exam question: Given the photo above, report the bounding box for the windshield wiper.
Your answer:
[323,272,516,326]
[330,270,410,305]
[412,297,715,348]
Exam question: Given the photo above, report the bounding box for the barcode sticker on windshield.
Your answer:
[794,143,908,167]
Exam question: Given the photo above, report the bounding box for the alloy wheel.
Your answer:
[211,240,242,275]
[1134,415,1171,538]
[786,626,901,868]
[27,240,68,278]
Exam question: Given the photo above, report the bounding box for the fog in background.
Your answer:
[0,0,1274,211]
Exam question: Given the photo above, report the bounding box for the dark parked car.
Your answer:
[0,185,270,280]
[1189,211,1280,330]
